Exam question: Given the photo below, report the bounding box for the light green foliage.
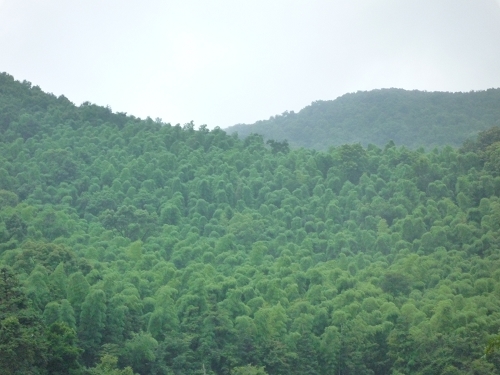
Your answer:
[48,262,67,300]
[120,332,158,374]
[43,301,61,325]
[126,240,142,261]
[67,271,90,311]
[26,265,51,310]
[0,190,18,208]
[254,303,288,341]
[232,365,268,375]
[147,286,179,340]
[59,299,76,330]
[89,355,135,375]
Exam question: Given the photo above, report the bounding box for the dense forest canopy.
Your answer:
[1,71,500,375]
[226,88,500,150]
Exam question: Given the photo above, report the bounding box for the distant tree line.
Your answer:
[227,88,500,150]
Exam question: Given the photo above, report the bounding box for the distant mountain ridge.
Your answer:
[225,88,500,150]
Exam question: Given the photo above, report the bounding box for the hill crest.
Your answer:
[225,88,500,149]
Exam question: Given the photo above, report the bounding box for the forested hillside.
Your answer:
[226,88,500,150]
[2,72,500,375]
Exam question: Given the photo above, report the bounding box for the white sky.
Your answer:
[1,0,500,129]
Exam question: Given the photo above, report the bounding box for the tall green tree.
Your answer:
[79,289,107,366]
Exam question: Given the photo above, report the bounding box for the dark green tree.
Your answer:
[79,289,107,366]
[0,266,47,374]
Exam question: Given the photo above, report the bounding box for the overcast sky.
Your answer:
[1,0,500,129]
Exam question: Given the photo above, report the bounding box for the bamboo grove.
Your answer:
[1,73,500,374]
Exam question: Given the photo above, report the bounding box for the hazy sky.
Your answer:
[1,0,500,129]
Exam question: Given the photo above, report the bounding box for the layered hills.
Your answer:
[226,88,500,150]
[1,72,500,374]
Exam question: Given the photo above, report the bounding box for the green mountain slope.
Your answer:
[226,88,500,150]
[2,72,500,374]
